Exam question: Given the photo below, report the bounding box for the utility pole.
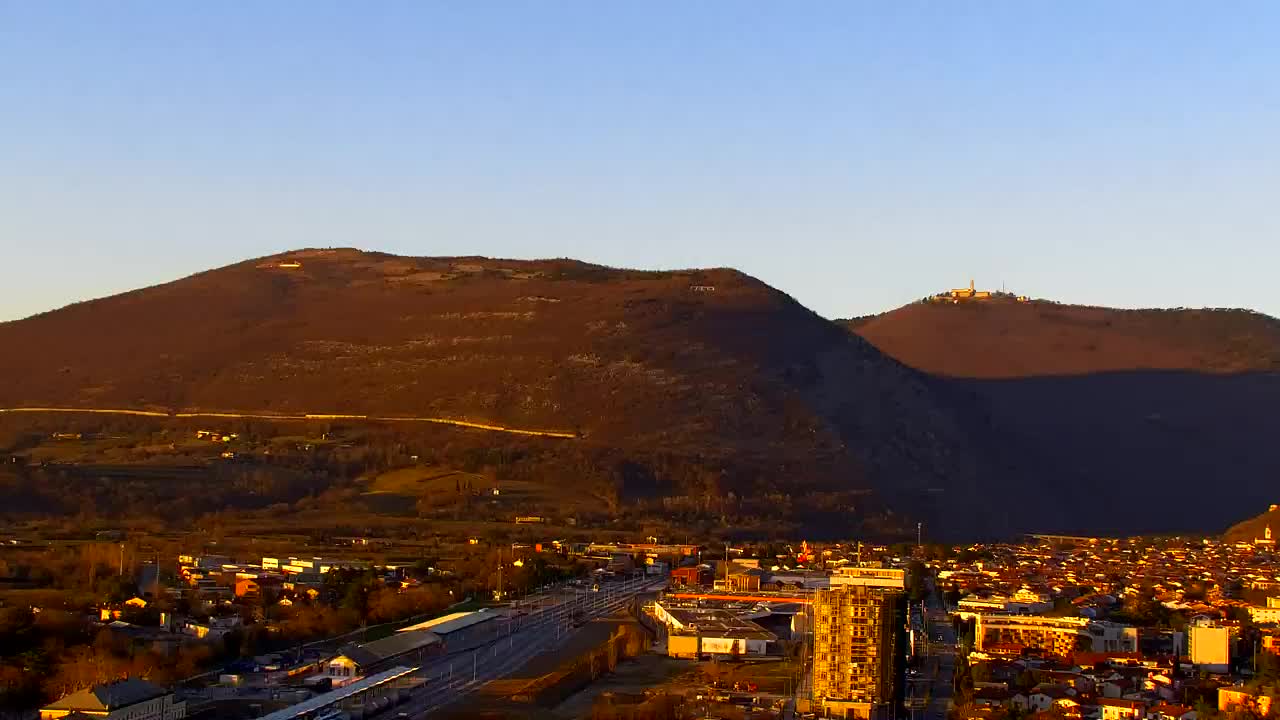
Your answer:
[721,540,732,586]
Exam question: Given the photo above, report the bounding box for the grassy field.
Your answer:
[361,465,491,515]
[361,466,601,520]
[366,465,494,495]
[0,587,99,610]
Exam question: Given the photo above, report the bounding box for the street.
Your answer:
[926,610,956,720]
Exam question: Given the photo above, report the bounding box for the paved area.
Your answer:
[392,574,667,717]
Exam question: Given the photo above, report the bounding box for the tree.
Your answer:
[1014,669,1037,692]
[1193,698,1219,720]
[1255,650,1280,685]
[954,660,975,707]
[906,560,928,602]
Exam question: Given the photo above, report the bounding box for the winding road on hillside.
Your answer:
[0,406,578,438]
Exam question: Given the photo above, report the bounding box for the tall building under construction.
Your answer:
[810,567,907,719]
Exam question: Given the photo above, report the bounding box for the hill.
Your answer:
[1222,504,1280,544]
[847,299,1280,378]
[0,249,981,538]
[845,299,1280,537]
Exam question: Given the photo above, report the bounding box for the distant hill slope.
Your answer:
[845,300,1280,537]
[847,299,1280,378]
[1222,505,1280,544]
[10,256,1278,539]
[0,249,982,536]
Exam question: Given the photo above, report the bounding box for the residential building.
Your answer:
[810,568,905,719]
[1147,703,1195,720]
[712,561,765,592]
[234,578,260,599]
[1262,633,1280,656]
[1188,622,1230,673]
[829,566,907,589]
[1218,687,1275,716]
[958,588,1053,615]
[974,615,1137,658]
[668,566,710,586]
[40,678,185,720]
[1248,605,1280,625]
[1248,597,1280,625]
[1098,698,1147,720]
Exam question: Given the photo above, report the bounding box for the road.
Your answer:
[0,406,577,439]
[393,573,666,717]
[906,586,956,720]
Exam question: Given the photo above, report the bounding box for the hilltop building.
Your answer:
[928,280,1028,304]
[809,566,906,719]
[1256,524,1276,547]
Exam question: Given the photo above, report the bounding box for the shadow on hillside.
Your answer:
[927,369,1280,538]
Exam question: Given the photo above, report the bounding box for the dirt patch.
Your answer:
[551,653,693,718]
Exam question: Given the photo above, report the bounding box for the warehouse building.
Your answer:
[654,604,775,658]
[327,630,440,685]
[396,610,501,651]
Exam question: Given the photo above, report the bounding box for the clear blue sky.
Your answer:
[2,2,1278,322]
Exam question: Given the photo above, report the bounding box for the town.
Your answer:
[6,520,1280,720]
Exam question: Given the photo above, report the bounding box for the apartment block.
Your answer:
[811,569,905,719]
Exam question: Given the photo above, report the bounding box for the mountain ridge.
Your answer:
[846,297,1280,537]
[0,248,982,537]
[4,251,1278,538]
[845,298,1280,378]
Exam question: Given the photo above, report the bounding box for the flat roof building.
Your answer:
[397,610,496,636]
[829,566,907,589]
[811,578,906,720]
[395,610,500,650]
[1189,622,1230,673]
[654,604,776,658]
[258,666,416,720]
[974,615,1137,658]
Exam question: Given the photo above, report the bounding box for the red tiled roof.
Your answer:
[1097,698,1146,709]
